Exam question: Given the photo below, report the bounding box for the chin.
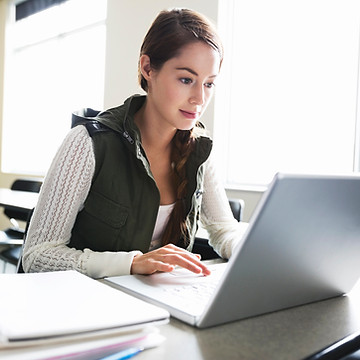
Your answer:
[177,120,198,131]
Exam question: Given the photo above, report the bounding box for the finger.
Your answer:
[162,253,211,275]
[171,252,210,275]
[156,247,210,275]
[160,244,201,260]
[131,257,175,275]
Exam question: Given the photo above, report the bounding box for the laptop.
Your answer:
[105,173,360,328]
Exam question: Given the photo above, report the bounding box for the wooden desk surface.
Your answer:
[0,188,39,212]
[132,280,360,360]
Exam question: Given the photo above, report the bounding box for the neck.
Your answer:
[134,100,176,153]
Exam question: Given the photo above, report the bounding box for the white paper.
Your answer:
[0,271,169,342]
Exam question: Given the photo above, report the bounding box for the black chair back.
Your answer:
[16,208,34,273]
[4,179,42,222]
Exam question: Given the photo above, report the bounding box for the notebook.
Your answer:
[105,173,360,328]
[0,270,169,343]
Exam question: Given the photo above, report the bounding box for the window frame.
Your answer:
[1,0,107,176]
[214,0,360,189]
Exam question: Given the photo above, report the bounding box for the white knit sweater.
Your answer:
[22,126,248,278]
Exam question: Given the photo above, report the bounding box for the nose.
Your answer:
[189,84,205,106]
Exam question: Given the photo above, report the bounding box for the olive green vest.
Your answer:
[68,95,212,253]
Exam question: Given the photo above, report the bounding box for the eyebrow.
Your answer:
[176,67,217,78]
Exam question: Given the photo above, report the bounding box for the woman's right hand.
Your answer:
[130,244,211,276]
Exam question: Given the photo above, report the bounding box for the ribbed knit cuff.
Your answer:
[84,249,143,279]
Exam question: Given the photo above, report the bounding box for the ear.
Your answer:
[139,54,152,81]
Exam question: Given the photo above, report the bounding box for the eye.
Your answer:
[205,82,215,89]
[180,78,192,85]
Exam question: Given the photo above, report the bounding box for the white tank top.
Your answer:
[149,203,175,251]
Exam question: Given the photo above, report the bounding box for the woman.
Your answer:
[22,8,247,278]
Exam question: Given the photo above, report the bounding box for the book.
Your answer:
[0,326,165,360]
[0,270,168,358]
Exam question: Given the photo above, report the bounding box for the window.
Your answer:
[2,0,107,175]
[215,0,360,187]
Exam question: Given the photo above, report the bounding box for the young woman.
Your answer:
[22,8,247,278]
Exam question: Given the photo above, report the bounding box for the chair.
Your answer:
[0,179,42,270]
[192,198,244,260]
[15,207,35,273]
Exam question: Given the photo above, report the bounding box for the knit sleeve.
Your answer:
[200,153,249,259]
[22,126,141,278]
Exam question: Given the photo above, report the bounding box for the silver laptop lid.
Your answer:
[199,173,360,327]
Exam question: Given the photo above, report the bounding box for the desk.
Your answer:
[105,279,360,360]
[0,188,39,212]
[0,188,39,246]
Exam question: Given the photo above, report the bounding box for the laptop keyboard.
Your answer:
[163,280,218,307]
[162,263,227,308]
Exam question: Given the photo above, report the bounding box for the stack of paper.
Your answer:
[0,271,169,359]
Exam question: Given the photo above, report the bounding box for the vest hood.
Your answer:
[72,95,145,142]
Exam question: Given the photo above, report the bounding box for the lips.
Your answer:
[180,110,199,120]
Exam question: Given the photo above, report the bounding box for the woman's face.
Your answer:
[143,41,221,131]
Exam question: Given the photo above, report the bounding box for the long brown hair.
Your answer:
[138,9,223,247]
